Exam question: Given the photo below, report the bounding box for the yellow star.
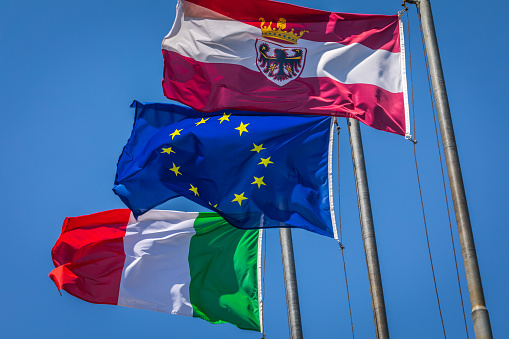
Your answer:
[169,163,181,176]
[235,122,250,136]
[251,176,266,189]
[195,118,209,126]
[208,202,218,208]
[189,184,199,196]
[170,129,182,140]
[251,143,266,153]
[218,113,231,124]
[232,192,248,206]
[258,157,274,167]
[161,147,175,155]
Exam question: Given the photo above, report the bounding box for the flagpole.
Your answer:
[347,118,390,339]
[279,227,304,339]
[406,1,493,337]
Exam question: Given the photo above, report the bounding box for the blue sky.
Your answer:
[1,0,507,338]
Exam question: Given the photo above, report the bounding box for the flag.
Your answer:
[49,209,263,332]
[162,0,409,136]
[113,101,336,238]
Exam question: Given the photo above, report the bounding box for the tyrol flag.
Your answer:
[162,0,410,136]
[113,101,336,238]
[49,209,263,332]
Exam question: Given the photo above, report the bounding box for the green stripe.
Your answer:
[188,212,260,331]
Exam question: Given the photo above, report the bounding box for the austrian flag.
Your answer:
[162,0,410,136]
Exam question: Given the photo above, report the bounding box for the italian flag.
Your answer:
[49,209,263,332]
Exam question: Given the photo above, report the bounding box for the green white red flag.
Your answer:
[49,209,263,332]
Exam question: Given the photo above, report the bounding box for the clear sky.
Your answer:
[1,0,507,338]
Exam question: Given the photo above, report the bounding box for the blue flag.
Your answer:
[113,101,336,238]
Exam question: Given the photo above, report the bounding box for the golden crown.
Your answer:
[259,17,307,44]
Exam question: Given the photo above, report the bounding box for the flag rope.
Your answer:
[413,4,471,338]
[406,6,448,338]
[335,120,355,339]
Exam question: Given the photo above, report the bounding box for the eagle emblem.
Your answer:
[255,40,307,86]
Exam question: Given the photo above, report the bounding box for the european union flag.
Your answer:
[113,101,336,238]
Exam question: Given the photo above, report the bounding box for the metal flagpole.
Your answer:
[279,227,304,339]
[347,118,390,339]
[406,1,493,337]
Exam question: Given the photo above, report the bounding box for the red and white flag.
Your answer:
[162,0,409,136]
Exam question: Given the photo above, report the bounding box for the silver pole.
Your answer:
[409,0,493,337]
[279,227,304,339]
[347,118,390,339]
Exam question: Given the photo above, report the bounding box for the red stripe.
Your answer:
[49,209,131,305]
[184,0,400,52]
[162,50,405,135]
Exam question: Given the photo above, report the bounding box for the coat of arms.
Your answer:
[256,18,307,86]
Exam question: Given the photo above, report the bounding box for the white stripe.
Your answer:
[257,229,264,334]
[162,1,404,93]
[118,210,199,316]
[328,118,338,240]
[398,13,411,138]
[299,40,403,92]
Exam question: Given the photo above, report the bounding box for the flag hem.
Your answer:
[257,229,264,334]
[328,118,338,240]
[399,12,411,139]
